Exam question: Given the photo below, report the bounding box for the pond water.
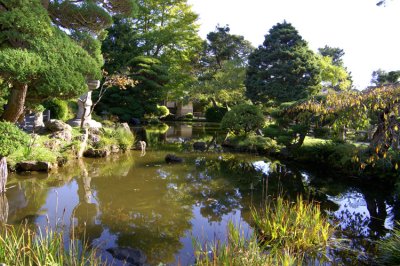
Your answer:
[2,122,399,265]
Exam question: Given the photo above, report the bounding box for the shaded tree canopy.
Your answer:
[245,21,321,105]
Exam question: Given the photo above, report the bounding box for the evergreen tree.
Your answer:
[0,0,137,122]
[245,21,321,105]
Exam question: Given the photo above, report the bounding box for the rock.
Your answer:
[16,161,54,172]
[165,154,184,163]
[50,130,72,142]
[83,148,110,158]
[45,119,72,132]
[120,122,131,132]
[193,141,206,151]
[110,145,120,153]
[106,247,147,266]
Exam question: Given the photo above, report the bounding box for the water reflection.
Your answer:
[2,122,399,265]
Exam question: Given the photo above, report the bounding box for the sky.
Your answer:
[187,0,400,90]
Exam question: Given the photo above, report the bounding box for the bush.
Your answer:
[156,105,170,118]
[221,104,264,135]
[185,112,193,119]
[205,106,227,122]
[114,127,135,151]
[43,98,69,121]
[0,122,30,157]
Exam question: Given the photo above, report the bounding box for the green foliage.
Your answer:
[371,69,400,86]
[185,112,194,119]
[43,98,69,121]
[377,224,400,265]
[194,222,279,265]
[245,21,321,104]
[205,106,227,122]
[101,1,202,107]
[228,134,281,154]
[156,105,170,118]
[0,121,30,157]
[0,0,105,122]
[195,197,336,265]
[0,223,105,265]
[95,56,168,120]
[221,104,265,135]
[252,196,335,262]
[99,126,135,151]
[194,26,253,107]
[8,146,58,166]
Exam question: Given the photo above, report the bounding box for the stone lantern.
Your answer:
[68,80,102,128]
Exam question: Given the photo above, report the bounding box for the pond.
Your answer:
[2,122,399,265]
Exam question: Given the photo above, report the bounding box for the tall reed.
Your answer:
[0,223,105,266]
[252,195,335,262]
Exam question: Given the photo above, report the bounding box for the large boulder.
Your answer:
[16,161,55,172]
[45,119,72,132]
[45,119,73,142]
[193,141,206,151]
[83,148,110,158]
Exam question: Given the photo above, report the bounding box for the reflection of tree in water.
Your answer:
[0,194,8,224]
[91,160,194,264]
[5,178,56,224]
[71,160,102,244]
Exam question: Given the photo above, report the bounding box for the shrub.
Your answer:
[205,106,227,122]
[156,105,170,118]
[43,98,69,121]
[185,112,194,119]
[221,104,265,135]
[0,122,30,157]
[114,127,135,151]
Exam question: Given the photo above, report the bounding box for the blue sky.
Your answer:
[188,0,400,89]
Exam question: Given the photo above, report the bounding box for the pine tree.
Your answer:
[245,22,321,105]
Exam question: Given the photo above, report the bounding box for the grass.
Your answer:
[376,224,400,265]
[195,196,336,265]
[0,223,105,266]
[252,195,335,262]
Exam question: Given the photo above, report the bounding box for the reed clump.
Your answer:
[195,196,336,265]
[376,223,400,265]
[0,223,105,266]
[252,195,335,262]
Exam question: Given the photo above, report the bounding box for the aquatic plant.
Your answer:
[0,223,105,265]
[251,195,335,262]
[194,222,302,265]
[376,224,400,265]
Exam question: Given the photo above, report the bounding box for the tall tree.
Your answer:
[318,45,352,91]
[371,69,400,86]
[245,21,321,105]
[0,0,137,122]
[195,25,254,107]
[100,0,202,118]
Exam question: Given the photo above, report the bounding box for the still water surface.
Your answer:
[2,123,399,265]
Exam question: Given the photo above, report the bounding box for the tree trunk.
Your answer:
[1,83,28,123]
[210,98,218,108]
